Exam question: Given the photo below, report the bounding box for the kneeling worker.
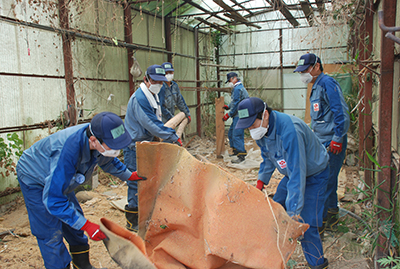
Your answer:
[16,112,145,269]
[235,97,329,269]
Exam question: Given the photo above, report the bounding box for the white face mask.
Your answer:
[228,82,234,88]
[250,105,269,140]
[98,141,120,157]
[300,72,313,84]
[149,83,162,94]
[165,74,174,82]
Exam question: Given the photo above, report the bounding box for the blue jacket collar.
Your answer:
[312,72,325,89]
[265,110,276,138]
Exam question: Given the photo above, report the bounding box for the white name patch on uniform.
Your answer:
[277,159,287,169]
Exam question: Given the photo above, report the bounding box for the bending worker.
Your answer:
[235,97,329,269]
[124,64,181,232]
[16,112,145,269]
[159,62,191,124]
[222,72,249,163]
[294,53,350,235]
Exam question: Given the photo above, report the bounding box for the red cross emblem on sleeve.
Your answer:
[277,159,287,169]
[313,103,319,112]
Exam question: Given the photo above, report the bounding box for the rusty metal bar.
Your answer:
[0,15,195,60]
[195,28,201,137]
[300,0,314,26]
[315,0,325,14]
[124,2,135,96]
[213,0,261,29]
[59,0,76,126]
[385,32,400,44]
[165,17,172,63]
[376,0,396,264]
[182,0,231,24]
[230,0,254,16]
[268,0,300,27]
[195,17,229,34]
[363,2,375,188]
[378,11,400,32]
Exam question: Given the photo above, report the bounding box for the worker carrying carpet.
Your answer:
[235,97,330,269]
[16,112,146,269]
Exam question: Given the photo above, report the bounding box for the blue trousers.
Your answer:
[228,116,246,154]
[273,166,329,267]
[324,135,347,218]
[124,145,138,208]
[18,178,88,269]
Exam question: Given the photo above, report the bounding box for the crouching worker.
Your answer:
[235,97,329,269]
[16,112,146,269]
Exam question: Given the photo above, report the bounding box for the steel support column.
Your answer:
[195,28,201,137]
[363,1,374,188]
[377,0,396,263]
[59,0,76,126]
[124,3,135,96]
[358,18,365,171]
[165,17,172,63]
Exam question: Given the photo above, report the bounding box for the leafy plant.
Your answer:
[378,256,400,268]
[0,133,23,177]
[354,151,399,256]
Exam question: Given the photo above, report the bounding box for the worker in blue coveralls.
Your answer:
[159,62,191,124]
[236,97,330,269]
[16,112,146,269]
[294,53,350,237]
[124,64,182,232]
[222,72,249,163]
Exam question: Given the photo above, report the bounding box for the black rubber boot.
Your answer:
[125,205,139,232]
[231,154,245,163]
[231,152,246,164]
[229,148,238,157]
[70,245,105,269]
[308,258,329,269]
[325,207,339,231]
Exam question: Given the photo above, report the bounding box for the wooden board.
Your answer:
[215,97,225,158]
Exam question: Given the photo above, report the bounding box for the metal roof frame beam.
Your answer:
[213,0,261,29]
[195,17,229,34]
[183,0,231,24]
[266,0,299,27]
[300,0,314,26]
[315,0,325,15]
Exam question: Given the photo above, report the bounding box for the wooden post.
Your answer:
[215,96,225,158]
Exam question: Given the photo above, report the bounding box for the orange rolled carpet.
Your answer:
[135,142,309,269]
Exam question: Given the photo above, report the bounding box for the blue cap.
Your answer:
[226,72,238,83]
[161,62,174,72]
[146,65,167,81]
[293,53,321,72]
[235,97,267,129]
[90,112,132,150]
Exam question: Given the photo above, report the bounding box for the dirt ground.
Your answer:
[0,136,373,268]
